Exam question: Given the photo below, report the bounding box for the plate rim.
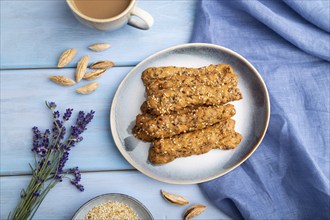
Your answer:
[110,43,270,184]
[71,193,153,220]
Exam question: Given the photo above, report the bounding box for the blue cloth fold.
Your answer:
[283,0,330,33]
[191,0,330,219]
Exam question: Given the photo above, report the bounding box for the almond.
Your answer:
[90,60,114,69]
[57,48,76,68]
[76,82,99,94]
[184,204,207,220]
[160,190,189,206]
[75,55,90,82]
[83,69,106,80]
[49,76,75,86]
[88,43,111,52]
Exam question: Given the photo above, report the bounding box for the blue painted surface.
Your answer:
[1,171,229,219]
[0,0,196,68]
[0,67,133,175]
[0,0,230,219]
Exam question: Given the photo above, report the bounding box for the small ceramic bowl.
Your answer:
[72,193,153,220]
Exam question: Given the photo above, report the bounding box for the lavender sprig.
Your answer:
[9,101,95,220]
[69,167,84,191]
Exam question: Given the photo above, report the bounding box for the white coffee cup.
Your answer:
[66,0,154,31]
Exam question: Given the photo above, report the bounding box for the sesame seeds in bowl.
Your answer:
[72,193,153,220]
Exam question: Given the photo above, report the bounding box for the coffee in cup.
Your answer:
[66,0,154,31]
[73,0,131,19]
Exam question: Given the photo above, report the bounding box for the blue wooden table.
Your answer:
[0,0,229,219]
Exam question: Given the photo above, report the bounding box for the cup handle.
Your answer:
[128,7,154,30]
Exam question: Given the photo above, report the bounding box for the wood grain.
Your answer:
[0,0,196,69]
[0,67,134,175]
[0,171,230,219]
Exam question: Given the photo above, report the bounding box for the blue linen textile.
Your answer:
[191,0,330,219]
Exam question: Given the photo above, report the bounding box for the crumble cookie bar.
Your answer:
[148,119,242,164]
[132,113,155,142]
[140,104,236,139]
[148,132,242,164]
[142,64,231,85]
[145,65,238,95]
[140,101,199,115]
[133,102,205,141]
[151,119,235,154]
[146,85,242,115]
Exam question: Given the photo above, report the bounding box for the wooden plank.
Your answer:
[0,67,135,175]
[0,0,196,69]
[0,171,230,219]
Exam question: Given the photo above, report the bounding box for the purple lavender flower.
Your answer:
[76,183,84,192]
[45,101,57,110]
[54,174,63,182]
[49,102,56,109]
[10,101,94,220]
[35,102,94,191]
[44,129,50,136]
[56,150,69,180]
[63,108,73,121]
[32,127,41,137]
[33,192,40,197]
[69,167,84,191]
[41,130,50,147]
[70,167,81,182]
[32,127,41,153]
[55,110,94,190]
[52,119,63,140]
[69,110,95,145]
[76,137,83,142]
[84,110,95,124]
[53,111,60,119]
[59,126,66,142]
[32,129,51,157]
[70,180,84,192]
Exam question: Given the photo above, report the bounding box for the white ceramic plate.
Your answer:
[72,193,153,220]
[111,43,270,184]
